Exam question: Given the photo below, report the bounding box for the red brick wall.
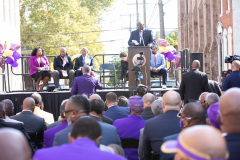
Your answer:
[217,0,233,31]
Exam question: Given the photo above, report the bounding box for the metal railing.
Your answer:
[0,55,7,92]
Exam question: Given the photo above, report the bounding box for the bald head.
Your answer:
[89,94,101,101]
[219,88,240,133]
[82,65,91,74]
[199,92,208,106]
[192,60,200,69]
[162,91,181,111]
[22,97,35,111]
[143,93,155,109]
[231,60,240,71]
[0,128,31,160]
[205,93,219,110]
[179,125,228,159]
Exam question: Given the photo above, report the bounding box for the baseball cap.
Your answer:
[207,102,220,129]
[128,96,144,112]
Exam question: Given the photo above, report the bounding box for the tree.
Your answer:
[166,30,178,46]
[20,0,114,69]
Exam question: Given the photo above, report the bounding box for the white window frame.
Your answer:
[220,0,223,17]
[226,0,230,14]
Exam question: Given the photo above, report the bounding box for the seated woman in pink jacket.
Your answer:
[29,47,51,92]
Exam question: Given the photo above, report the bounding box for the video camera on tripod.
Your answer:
[131,51,144,86]
[222,55,240,77]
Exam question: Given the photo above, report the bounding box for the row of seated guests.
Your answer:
[29,46,94,92]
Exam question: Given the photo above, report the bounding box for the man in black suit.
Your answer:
[128,21,154,47]
[74,47,94,77]
[53,47,75,91]
[219,88,240,160]
[179,60,209,104]
[11,97,47,150]
[143,90,182,160]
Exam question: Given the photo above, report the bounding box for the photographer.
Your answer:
[150,46,167,89]
[222,60,240,93]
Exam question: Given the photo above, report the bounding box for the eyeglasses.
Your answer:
[177,110,192,120]
[62,110,73,117]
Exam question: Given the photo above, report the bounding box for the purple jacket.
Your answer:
[71,74,103,98]
[43,121,68,148]
[113,114,145,160]
[34,138,126,160]
[29,56,49,75]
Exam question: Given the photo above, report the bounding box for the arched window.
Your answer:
[228,27,233,56]
[223,29,228,70]
[220,0,223,16]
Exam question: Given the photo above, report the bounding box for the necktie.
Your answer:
[154,55,157,66]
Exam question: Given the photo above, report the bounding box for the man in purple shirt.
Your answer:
[34,117,126,160]
[43,99,68,148]
[71,65,103,98]
[113,95,145,160]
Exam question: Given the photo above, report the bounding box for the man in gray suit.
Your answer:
[53,95,121,146]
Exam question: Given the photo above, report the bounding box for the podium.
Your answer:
[128,46,151,90]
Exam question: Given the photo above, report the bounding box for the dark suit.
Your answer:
[179,69,209,104]
[104,105,130,121]
[71,74,103,98]
[224,134,240,160]
[208,80,222,96]
[141,107,154,120]
[11,111,47,150]
[128,29,154,46]
[74,55,94,77]
[47,120,61,129]
[143,110,181,160]
[159,133,179,160]
[102,115,113,125]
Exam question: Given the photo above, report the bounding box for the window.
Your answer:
[220,0,223,16]
[226,0,230,14]
[228,27,233,56]
[223,29,228,70]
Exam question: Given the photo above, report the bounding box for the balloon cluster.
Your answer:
[0,42,21,67]
[156,39,176,61]
[171,52,181,69]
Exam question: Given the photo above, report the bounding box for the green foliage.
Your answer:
[166,30,178,46]
[20,0,114,68]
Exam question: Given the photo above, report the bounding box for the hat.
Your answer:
[128,96,144,112]
[207,102,220,129]
[161,132,228,160]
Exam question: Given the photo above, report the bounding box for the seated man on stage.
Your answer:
[53,47,75,91]
[119,52,128,84]
[150,46,167,89]
[71,65,103,98]
[74,47,94,77]
[128,21,154,47]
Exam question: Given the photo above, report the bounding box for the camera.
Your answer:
[225,55,240,63]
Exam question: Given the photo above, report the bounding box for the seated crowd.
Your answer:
[0,84,240,160]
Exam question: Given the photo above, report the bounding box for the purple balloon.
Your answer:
[6,56,15,64]
[12,51,21,60]
[11,61,18,67]
[166,52,175,61]
[172,49,176,54]
[9,43,21,51]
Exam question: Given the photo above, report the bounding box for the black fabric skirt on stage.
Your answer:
[31,71,51,80]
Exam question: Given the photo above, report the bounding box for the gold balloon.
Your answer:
[3,49,13,57]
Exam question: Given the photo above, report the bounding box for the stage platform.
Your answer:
[0,86,179,121]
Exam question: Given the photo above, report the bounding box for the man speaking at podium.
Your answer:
[128,21,154,47]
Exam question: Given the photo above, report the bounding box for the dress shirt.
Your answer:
[150,52,166,70]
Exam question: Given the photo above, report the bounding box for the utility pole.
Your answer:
[136,0,139,22]
[143,0,146,27]
[158,0,165,39]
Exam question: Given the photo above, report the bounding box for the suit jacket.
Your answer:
[34,107,54,126]
[141,107,154,120]
[47,120,61,129]
[143,110,181,160]
[128,29,154,46]
[159,133,179,160]
[34,138,126,160]
[224,133,240,160]
[74,55,94,71]
[43,121,68,148]
[179,69,209,104]
[53,54,73,71]
[208,80,222,96]
[29,56,49,75]
[102,115,113,125]
[71,74,103,98]
[11,111,47,149]
[104,105,130,121]
[53,118,121,146]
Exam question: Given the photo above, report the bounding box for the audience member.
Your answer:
[1,99,14,118]
[108,144,125,157]
[208,79,222,96]
[34,118,126,160]
[53,47,75,91]
[118,96,129,107]
[207,102,220,129]
[71,65,103,98]
[11,97,47,150]
[136,84,148,97]
[47,119,61,130]
[151,98,163,116]
[141,93,155,120]
[31,92,54,125]
[180,60,209,104]
[104,92,130,121]
[161,125,228,160]
[114,96,145,160]
[89,99,121,145]
[204,93,219,110]
[199,92,208,108]
[219,88,240,160]
[143,91,181,160]
[0,128,31,160]
[43,99,68,148]
[89,94,113,124]
[160,102,206,160]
